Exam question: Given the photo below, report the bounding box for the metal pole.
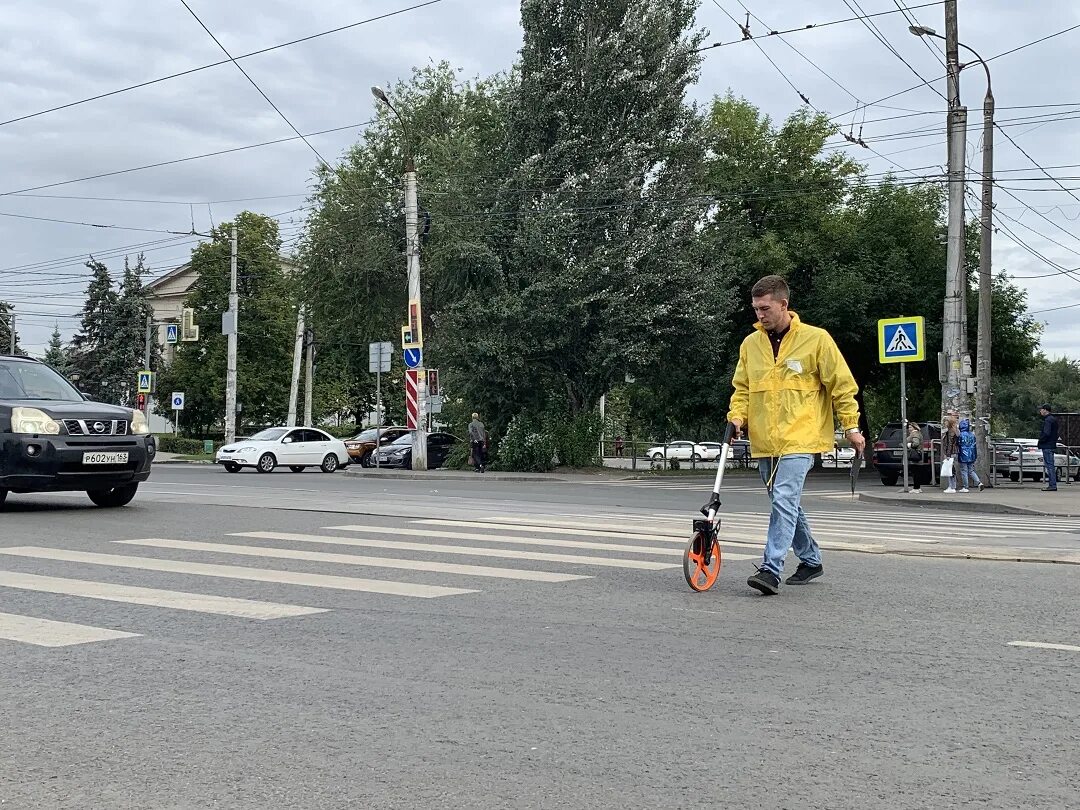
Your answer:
[8,312,15,355]
[375,345,382,469]
[942,0,970,422]
[303,328,314,427]
[975,68,995,486]
[286,307,305,427]
[142,315,153,417]
[901,363,910,492]
[224,226,239,445]
[405,164,428,470]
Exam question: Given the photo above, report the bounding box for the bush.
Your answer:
[552,410,602,468]
[322,423,360,439]
[442,441,471,470]
[156,435,205,455]
[495,413,557,472]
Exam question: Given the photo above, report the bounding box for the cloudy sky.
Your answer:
[2,0,1079,360]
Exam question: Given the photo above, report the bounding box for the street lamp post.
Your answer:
[910,24,995,484]
[372,86,427,470]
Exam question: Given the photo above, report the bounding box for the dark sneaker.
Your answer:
[1042,487,1057,492]
[747,568,780,595]
[785,562,824,585]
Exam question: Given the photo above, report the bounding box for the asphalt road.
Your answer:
[2,467,1079,809]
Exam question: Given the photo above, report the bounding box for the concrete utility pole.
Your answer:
[7,311,14,355]
[911,20,994,483]
[286,307,305,427]
[143,315,153,418]
[303,327,314,427]
[373,85,427,469]
[224,226,239,445]
[941,0,971,421]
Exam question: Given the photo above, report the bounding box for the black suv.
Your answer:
[0,356,155,508]
[871,421,942,486]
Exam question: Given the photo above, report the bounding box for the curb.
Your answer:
[858,491,1080,518]
[341,468,580,483]
[153,459,214,465]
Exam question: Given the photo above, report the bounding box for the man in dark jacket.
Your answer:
[1038,404,1060,492]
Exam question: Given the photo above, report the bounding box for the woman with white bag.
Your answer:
[940,412,960,493]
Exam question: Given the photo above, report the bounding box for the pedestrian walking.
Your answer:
[1038,404,1059,492]
[614,435,624,457]
[906,421,924,494]
[941,412,960,493]
[728,275,865,595]
[468,412,488,473]
[957,418,983,493]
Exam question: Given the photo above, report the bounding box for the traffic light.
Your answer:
[136,393,146,410]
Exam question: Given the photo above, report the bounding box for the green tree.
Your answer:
[0,301,22,355]
[42,324,72,375]
[299,62,511,424]
[156,212,297,436]
[441,0,726,447]
[70,259,127,402]
[993,357,1080,438]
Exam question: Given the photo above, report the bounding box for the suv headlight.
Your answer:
[11,407,61,435]
[130,409,150,435]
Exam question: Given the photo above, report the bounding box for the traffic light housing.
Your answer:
[136,393,147,410]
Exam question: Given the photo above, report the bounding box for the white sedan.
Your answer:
[216,427,351,474]
[644,440,709,462]
[1007,446,1080,483]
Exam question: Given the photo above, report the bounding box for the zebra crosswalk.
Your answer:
[0,517,725,649]
[3,509,1074,649]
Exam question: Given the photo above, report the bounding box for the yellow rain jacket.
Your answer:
[727,312,860,458]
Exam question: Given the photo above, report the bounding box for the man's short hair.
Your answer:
[751,275,790,302]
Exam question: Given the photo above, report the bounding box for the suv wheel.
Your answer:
[880,473,899,486]
[0,488,7,509]
[87,484,139,508]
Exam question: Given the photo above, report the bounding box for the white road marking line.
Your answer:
[228,531,691,569]
[0,611,138,647]
[1007,640,1080,653]
[321,525,690,556]
[115,539,594,581]
[0,547,475,599]
[0,571,326,620]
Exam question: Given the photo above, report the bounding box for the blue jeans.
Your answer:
[959,461,980,489]
[757,454,820,576]
[1043,448,1058,489]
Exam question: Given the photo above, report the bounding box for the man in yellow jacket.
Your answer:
[728,275,865,595]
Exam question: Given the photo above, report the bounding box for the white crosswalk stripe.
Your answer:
[114,538,594,582]
[0,571,326,620]
[0,546,478,599]
[0,611,138,648]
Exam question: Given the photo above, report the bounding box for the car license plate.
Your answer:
[83,452,128,465]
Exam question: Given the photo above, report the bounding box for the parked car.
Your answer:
[1007,445,1080,482]
[643,440,708,462]
[216,427,350,473]
[344,426,409,467]
[822,446,857,465]
[872,421,942,486]
[697,442,723,461]
[0,354,156,508]
[375,431,460,469]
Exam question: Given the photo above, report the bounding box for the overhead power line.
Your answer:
[177,0,331,169]
[0,0,443,129]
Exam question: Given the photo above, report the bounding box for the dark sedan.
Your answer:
[373,431,460,469]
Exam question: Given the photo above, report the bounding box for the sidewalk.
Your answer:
[860,483,1080,517]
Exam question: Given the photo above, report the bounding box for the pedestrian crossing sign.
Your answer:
[878,317,925,364]
[137,371,153,393]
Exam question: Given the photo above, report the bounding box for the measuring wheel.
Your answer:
[682,527,721,592]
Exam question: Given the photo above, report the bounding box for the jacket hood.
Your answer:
[960,419,970,431]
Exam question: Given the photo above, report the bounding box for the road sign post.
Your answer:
[369,342,392,469]
[878,317,926,493]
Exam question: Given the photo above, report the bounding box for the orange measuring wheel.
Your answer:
[682,529,721,592]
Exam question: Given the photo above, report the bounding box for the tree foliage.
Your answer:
[0,302,22,356]
[42,324,72,376]
[155,212,296,436]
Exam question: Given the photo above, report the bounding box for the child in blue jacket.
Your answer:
[957,419,983,492]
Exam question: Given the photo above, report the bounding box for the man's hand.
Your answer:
[730,418,744,439]
[848,430,867,456]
